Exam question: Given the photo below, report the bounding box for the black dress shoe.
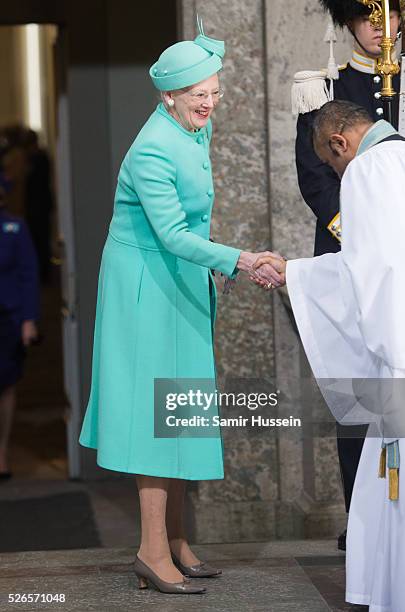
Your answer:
[338,529,347,551]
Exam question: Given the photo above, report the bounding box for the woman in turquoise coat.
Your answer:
[79,23,281,595]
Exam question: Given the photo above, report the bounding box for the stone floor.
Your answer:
[0,260,368,611]
[0,540,368,612]
[0,477,141,549]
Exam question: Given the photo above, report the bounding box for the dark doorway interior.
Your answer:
[0,24,67,480]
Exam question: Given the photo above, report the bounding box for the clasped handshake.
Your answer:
[231,251,287,292]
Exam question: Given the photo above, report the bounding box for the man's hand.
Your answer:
[251,255,287,290]
[21,320,38,347]
[237,251,285,287]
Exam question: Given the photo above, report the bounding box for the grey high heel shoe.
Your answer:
[134,556,206,594]
[171,552,222,578]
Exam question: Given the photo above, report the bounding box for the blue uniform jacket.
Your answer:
[296,62,400,256]
[0,209,40,324]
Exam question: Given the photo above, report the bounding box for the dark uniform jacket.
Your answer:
[296,57,400,256]
[0,208,39,324]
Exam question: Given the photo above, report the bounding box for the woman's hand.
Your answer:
[251,255,287,289]
[223,276,237,295]
[21,320,38,347]
[237,251,285,287]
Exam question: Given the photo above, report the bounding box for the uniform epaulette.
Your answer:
[292,70,330,115]
[320,63,346,74]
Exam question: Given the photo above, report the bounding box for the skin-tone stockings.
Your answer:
[136,475,200,583]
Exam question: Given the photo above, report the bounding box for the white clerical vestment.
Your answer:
[287,122,405,612]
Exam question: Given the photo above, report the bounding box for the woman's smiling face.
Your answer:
[164,74,222,131]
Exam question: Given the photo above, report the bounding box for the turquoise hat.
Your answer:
[150,18,225,91]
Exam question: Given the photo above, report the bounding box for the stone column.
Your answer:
[264,0,351,537]
[179,0,352,542]
[180,0,279,543]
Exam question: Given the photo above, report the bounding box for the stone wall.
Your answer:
[180,0,352,542]
[265,0,351,539]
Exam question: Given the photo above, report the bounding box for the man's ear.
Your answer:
[329,134,348,156]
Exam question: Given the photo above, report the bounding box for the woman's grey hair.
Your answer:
[312,100,373,147]
[160,92,168,108]
[159,90,181,110]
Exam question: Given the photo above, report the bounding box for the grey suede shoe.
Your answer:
[134,556,206,594]
[172,552,222,578]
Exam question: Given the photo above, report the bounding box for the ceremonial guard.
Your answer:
[292,0,401,549]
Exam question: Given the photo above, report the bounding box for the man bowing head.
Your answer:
[253,99,400,280]
[311,100,374,177]
[254,100,405,611]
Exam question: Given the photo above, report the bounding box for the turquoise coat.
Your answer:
[79,103,241,479]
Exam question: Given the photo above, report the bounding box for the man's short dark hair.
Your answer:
[312,100,373,147]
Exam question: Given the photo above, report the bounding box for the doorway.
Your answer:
[0,23,79,481]
[0,0,187,553]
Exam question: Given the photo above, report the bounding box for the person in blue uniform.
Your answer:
[0,172,39,479]
[294,0,401,550]
[23,130,54,285]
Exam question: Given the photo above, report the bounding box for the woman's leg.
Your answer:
[0,385,16,473]
[136,475,184,582]
[166,479,200,565]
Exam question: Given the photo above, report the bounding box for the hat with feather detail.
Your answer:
[149,16,225,91]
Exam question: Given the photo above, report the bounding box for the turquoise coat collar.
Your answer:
[156,103,207,141]
[356,120,397,156]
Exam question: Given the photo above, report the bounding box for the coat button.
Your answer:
[376,107,384,116]
[197,135,204,144]
[203,161,209,169]
[207,188,214,197]
[374,91,381,99]
[374,75,381,84]
[201,214,208,222]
